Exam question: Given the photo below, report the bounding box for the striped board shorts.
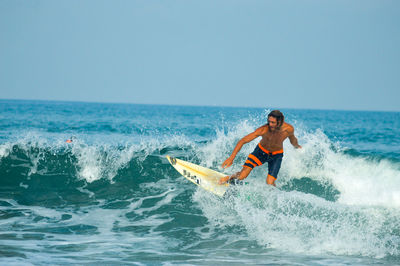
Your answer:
[243,143,284,180]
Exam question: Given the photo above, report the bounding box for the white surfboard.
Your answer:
[166,155,229,197]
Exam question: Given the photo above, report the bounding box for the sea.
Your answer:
[0,99,399,265]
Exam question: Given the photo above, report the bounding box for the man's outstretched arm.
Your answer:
[288,127,302,149]
[222,128,263,168]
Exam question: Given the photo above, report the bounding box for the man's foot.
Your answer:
[218,175,231,185]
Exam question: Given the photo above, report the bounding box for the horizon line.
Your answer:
[0,97,399,113]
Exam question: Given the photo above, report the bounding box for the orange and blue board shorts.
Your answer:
[243,143,284,180]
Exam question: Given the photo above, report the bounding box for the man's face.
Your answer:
[268,116,278,131]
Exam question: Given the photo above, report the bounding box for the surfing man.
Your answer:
[219,110,301,186]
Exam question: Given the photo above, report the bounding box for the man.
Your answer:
[219,110,301,186]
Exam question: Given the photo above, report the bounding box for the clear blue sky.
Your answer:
[1,0,399,111]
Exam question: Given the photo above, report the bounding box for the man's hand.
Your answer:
[221,157,234,169]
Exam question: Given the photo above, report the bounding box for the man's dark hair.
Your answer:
[268,110,284,128]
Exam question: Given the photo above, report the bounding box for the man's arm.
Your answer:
[287,126,302,149]
[221,127,265,168]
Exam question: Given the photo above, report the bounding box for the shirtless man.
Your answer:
[219,110,301,186]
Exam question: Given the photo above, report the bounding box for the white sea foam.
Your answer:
[0,142,12,158]
[283,128,400,208]
[195,181,400,258]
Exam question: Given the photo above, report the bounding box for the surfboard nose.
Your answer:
[165,155,176,165]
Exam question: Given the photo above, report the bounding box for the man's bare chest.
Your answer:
[261,131,288,144]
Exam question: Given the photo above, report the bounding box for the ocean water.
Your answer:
[0,99,399,265]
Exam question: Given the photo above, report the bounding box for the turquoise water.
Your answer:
[1,99,399,265]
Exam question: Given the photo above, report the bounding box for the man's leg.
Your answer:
[236,166,252,180]
[219,166,252,184]
[266,153,283,187]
